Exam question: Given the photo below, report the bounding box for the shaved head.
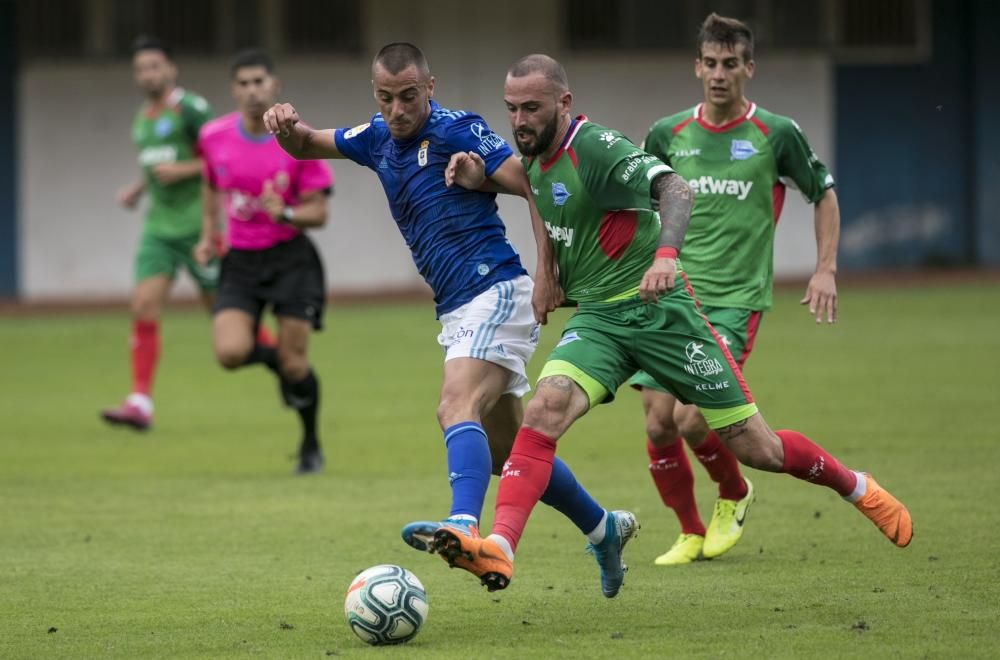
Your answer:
[373,42,430,79]
[506,54,569,92]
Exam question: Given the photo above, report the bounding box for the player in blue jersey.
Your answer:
[265,43,637,597]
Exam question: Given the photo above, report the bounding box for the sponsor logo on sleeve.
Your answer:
[599,131,622,148]
[730,139,757,160]
[344,122,370,139]
[471,122,506,156]
[621,151,660,182]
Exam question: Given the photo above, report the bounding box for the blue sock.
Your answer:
[540,457,605,535]
[444,422,492,520]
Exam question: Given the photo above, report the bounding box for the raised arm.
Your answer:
[638,172,693,302]
[801,187,840,324]
[264,102,343,160]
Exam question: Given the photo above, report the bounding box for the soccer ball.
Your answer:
[344,564,428,645]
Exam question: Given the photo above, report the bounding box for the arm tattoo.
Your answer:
[651,172,692,251]
[716,419,750,443]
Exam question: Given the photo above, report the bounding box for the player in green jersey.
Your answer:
[630,14,843,566]
[435,54,911,594]
[101,36,216,430]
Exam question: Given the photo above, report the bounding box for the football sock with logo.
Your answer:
[777,429,857,497]
[539,457,606,538]
[648,439,706,536]
[282,370,320,452]
[130,319,159,397]
[244,344,279,373]
[492,427,557,553]
[692,431,748,500]
[444,422,492,521]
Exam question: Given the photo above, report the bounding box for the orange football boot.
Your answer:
[853,474,913,547]
[432,524,513,591]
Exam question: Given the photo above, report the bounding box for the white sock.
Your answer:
[126,392,153,415]
[843,471,867,503]
[488,533,514,561]
[447,514,477,525]
[585,510,609,545]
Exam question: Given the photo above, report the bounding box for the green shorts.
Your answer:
[629,305,763,392]
[539,285,757,429]
[135,231,218,291]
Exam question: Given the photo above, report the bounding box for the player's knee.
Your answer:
[215,345,249,370]
[645,411,679,445]
[276,349,308,381]
[522,387,572,434]
[131,296,160,320]
[436,390,477,429]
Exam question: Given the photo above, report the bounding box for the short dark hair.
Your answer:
[130,35,172,60]
[373,42,430,77]
[507,53,569,91]
[230,49,274,78]
[697,13,754,61]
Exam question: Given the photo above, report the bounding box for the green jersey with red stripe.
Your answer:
[131,87,213,238]
[524,118,672,303]
[643,102,834,310]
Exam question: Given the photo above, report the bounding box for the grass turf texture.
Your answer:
[2,283,998,658]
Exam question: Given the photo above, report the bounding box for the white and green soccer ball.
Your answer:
[344,564,428,645]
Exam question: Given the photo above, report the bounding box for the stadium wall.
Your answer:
[834,0,1000,269]
[16,1,832,300]
[0,0,17,297]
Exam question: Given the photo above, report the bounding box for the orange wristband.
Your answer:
[655,247,678,259]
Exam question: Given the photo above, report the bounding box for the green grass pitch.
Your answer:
[2,282,998,658]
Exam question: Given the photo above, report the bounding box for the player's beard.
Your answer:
[514,111,559,157]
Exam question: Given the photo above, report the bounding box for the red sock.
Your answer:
[777,429,857,496]
[492,427,557,552]
[256,324,276,348]
[691,432,748,501]
[130,319,159,396]
[647,439,705,536]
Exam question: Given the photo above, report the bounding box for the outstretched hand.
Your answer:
[801,271,837,323]
[445,151,487,189]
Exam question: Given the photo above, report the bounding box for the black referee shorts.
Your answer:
[213,233,325,330]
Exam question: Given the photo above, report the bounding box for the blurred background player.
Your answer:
[194,50,332,474]
[631,13,842,566]
[436,54,911,594]
[265,43,631,596]
[101,36,215,430]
